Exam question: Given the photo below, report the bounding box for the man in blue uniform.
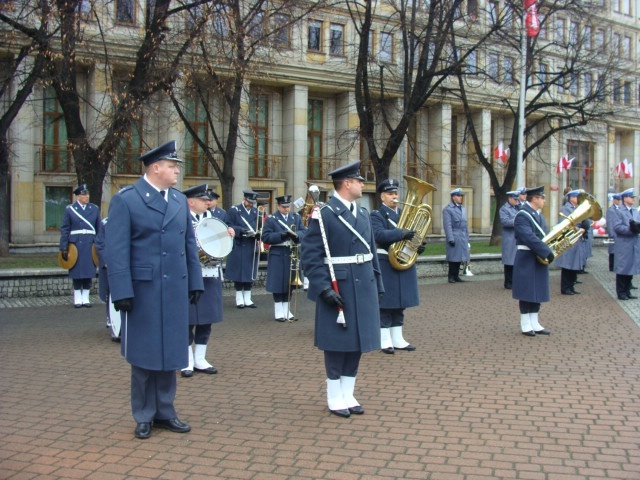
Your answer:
[610,188,640,300]
[442,188,470,283]
[512,186,554,337]
[225,190,261,308]
[106,141,204,439]
[606,193,621,272]
[371,178,422,354]
[500,190,520,289]
[59,184,101,308]
[262,194,307,322]
[554,190,588,295]
[181,184,226,378]
[301,161,384,418]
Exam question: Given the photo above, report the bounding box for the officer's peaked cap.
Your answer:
[328,161,365,181]
[377,178,399,194]
[621,188,636,198]
[526,186,546,197]
[183,184,210,199]
[74,184,89,195]
[139,140,183,166]
[276,194,292,206]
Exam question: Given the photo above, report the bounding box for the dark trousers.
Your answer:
[72,278,92,289]
[560,268,578,293]
[503,265,513,288]
[234,282,253,291]
[448,262,461,279]
[130,365,177,423]
[324,351,362,380]
[616,274,633,298]
[609,253,614,272]
[188,324,212,345]
[380,308,405,328]
[519,301,541,314]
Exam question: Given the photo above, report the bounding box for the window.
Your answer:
[248,10,265,39]
[596,75,605,100]
[538,14,546,39]
[488,54,499,81]
[183,95,209,177]
[613,79,621,103]
[567,141,594,192]
[466,50,477,74]
[622,36,631,59]
[584,72,592,96]
[77,0,92,17]
[272,14,291,48]
[115,118,144,174]
[329,24,344,55]
[623,81,631,104]
[116,0,135,24]
[503,57,514,84]
[555,18,565,43]
[569,21,578,45]
[488,1,498,25]
[308,20,322,52]
[380,32,393,63]
[213,5,229,36]
[467,0,478,18]
[45,186,72,231]
[42,86,70,172]
[307,99,323,180]
[613,33,620,56]
[583,25,592,50]
[594,29,605,52]
[249,94,269,178]
[537,62,548,85]
[569,73,578,96]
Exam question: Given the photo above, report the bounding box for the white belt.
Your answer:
[376,249,388,256]
[70,229,95,235]
[270,241,292,248]
[517,245,531,251]
[324,253,373,265]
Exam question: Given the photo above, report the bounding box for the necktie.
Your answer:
[350,203,354,213]
[159,190,166,201]
[195,214,200,221]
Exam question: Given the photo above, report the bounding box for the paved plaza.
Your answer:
[1,248,639,479]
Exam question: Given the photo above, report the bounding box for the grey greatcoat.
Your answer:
[606,204,619,255]
[262,211,307,294]
[225,204,260,283]
[611,206,640,276]
[94,217,109,302]
[370,204,419,309]
[499,201,518,266]
[512,203,553,303]
[301,197,384,353]
[553,202,588,271]
[442,202,470,262]
[59,201,102,279]
[106,179,204,371]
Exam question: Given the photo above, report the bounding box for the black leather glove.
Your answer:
[189,290,204,304]
[401,229,416,241]
[60,250,68,261]
[281,231,289,241]
[546,252,555,263]
[114,298,133,312]
[448,240,455,247]
[320,287,345,308]
[291,234,300,244]
[254,232,261,241]
[630,220,640,234]
[416,242,426,255]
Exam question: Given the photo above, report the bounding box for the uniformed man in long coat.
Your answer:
[499,190,520,289]
[610,188,640,300]
[262,194,307,322]
[59,184,101,308]
[442,188,470,283]
[553,190,588,295]
[371,178,422,354]
[180,184,227,378]
[301,161,384,418]
[605,193,622,272]
[225,190,261,308]
[512,186,554,337]
[106,141,204,440]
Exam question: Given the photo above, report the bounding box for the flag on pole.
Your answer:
[494,142,510,163]
[556,154,574,174]
[616,158,633,179]
[525,0,540,38]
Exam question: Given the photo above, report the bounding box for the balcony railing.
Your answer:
[39,144,73,173]
[249,155,284,179]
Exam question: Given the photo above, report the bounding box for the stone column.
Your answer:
[428,103,452,234]
[468,109,491,234]
[282,85,309,202]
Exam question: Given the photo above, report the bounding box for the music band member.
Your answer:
[371,179,422,354]
[59,184,102,308]
[225,190,261,308]
[610,188,640,301]
[554,190,588,295]
[262,194,307,322]
[106,140,204,439]
[499,190,520,290]
[512,186,554,337]
[301,161,384,418]
[606,193,621,272]
[443,188,470,283]
[181,184,226,378]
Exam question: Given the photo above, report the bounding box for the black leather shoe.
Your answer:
[181,370,193,378]
[454,277,466,282]
[631,285,638,290]
[574,280,583,284]
[194,366,217,374]
[288,317,298,322]
[618,295,630,300]
[448,276,456,283]
[74,304,82,308]
[395,344,416,351]
[535,329,551,335]
[561,291,576,295]
[381,347,395,354]
[275,317,286,322]
[627,294,638,299]
[153,418,191,433]
[330,409,350,418]
[522,331,536,337]
[83,303,92,308]
[348,405,365,415]
[504,283,512,290]
[245,303,257,308]
[135,422,152,439]
[570,289,581,295]
[236,304,245,309]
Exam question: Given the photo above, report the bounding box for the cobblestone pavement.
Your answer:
[1,249,639,479]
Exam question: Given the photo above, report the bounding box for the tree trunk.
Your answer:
[0,137,10,256]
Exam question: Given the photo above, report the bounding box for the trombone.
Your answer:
[288,224,304,321]
[251,205,268,281]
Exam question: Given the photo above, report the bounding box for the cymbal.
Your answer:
[58,243,78,270]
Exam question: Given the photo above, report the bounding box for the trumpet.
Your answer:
[289,225,304,288]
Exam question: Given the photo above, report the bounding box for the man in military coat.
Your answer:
[610,188,640,300]
[605,193,621,272]
[553,190,588,295]
[442,188,470,283]
[225,190,261,308]
[59,184,102,308]
[499,190,521,290]
[512,186,554,337]
[106,141,204,439]
[371,178,422,354]
[301,161,384,419]
[262,194,307,322]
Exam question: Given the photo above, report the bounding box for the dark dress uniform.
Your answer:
[611,189,640,300]
[371,196,419,352]
[301,160,384,418]
[262,197,307,322]
[499,192,519,289]
[106,141,203,438]
[59,187,101,307]
[511,189,553,336]
[225,191,261,308]
[442,189,470,283]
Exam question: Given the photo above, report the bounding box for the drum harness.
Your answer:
[68,205,96,236]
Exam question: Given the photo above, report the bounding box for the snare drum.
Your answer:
[195,217,233,259]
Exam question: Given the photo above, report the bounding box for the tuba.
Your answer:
[537,191,602,265]
[388,175,437,270]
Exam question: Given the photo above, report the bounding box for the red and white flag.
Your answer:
[616,158,633,179]
[525,0,540,38]
[556,154,574,174]
[494,142,509,163]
